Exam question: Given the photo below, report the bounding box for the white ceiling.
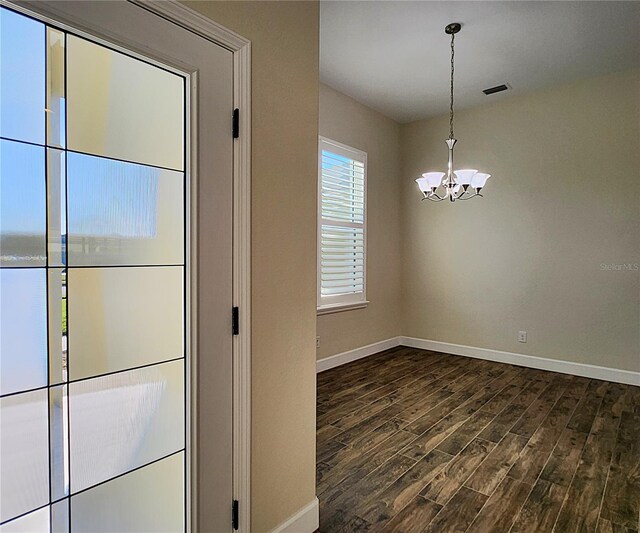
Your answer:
[320,1,640,123]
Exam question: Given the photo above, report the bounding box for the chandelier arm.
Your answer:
[423,193,445,202]
[450,186,467,201]
[457,192,482,201]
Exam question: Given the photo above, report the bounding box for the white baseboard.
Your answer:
[315,335,639,386]
[401,337,640,387]
[316,337,401,373]
[271,497,319,533]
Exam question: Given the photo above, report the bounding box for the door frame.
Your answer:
[1,1,252,531]
[136,4,252,532]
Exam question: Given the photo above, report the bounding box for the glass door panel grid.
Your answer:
[0,6,187,532]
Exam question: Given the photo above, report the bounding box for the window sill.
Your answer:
[317,301,369,316]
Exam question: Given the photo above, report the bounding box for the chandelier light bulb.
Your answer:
[418,23,491,203]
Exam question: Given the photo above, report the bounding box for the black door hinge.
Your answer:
[232,108,239,139]
[232,500,239,530]
[232,306,239,336]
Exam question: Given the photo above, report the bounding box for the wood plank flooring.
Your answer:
[316,346,640,532]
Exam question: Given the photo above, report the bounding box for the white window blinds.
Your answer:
[318,138,367,310]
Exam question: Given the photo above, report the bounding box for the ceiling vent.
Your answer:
[483,84,509,95]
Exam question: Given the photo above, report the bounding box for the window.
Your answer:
[318,137,368,313]
[0,7,186,530]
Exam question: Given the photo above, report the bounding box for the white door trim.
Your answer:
[3,1,252,531]
[134,3,252,532]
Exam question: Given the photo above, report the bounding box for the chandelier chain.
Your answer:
[449,31,455,139]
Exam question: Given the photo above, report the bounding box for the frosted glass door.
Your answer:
[0,5,191,532]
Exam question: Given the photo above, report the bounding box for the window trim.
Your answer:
[317,136,368,315]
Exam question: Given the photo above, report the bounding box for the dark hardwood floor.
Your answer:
[316,346,640,532]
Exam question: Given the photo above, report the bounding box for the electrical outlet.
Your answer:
[316,336,320,348]
[518,331,527,343]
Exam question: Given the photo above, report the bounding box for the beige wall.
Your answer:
[401,69,640,372]
[184,2,319,531]
[317,84,402,360]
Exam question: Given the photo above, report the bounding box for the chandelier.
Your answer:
[416,23,491,202]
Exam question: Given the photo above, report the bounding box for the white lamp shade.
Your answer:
[471,172,491,189]
[453,169,478,186]
[422,172,445,189]
[415,177,430,193]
